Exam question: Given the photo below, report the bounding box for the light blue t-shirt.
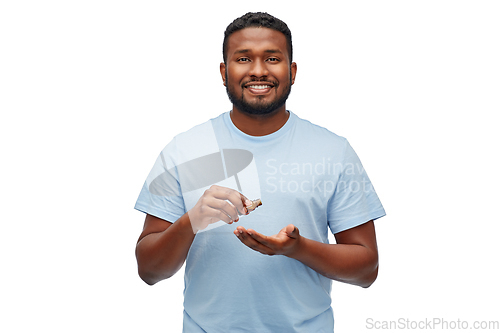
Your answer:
[135,111,386,332]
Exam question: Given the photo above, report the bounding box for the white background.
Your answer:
[1,1,499,332]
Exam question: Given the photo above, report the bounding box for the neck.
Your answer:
[230,106,290,136]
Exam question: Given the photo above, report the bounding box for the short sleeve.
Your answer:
[134,145,186,223]
[327,139,386,234]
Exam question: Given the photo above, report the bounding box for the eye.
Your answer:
[237,57,250,62]
[266,57,280,63]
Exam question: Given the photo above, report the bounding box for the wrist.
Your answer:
[179,212,199,236]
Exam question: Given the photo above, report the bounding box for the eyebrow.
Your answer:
[234,49,283,54]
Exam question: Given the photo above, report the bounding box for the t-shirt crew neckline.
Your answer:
[223,110,296,144]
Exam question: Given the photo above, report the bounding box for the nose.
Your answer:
[248,58,268,78]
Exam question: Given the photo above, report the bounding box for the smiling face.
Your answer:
[221,27,297,116]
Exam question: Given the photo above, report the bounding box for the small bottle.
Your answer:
[246,199,262,213]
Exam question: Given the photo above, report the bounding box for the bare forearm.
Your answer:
[288,237,378,288]
[136,213,195,285]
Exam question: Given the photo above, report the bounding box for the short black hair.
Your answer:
[223,12,293,64]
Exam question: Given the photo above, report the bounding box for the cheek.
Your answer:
[274,66,291,82]
[226,65,246,81]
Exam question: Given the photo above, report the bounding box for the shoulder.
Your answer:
[161,113,227,165]
[172,113,226,143]
[291,112,348,147]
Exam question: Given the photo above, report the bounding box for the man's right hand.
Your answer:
[188,185,253,234]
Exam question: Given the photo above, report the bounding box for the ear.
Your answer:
[220,62,226,86]
[290,62,297,85]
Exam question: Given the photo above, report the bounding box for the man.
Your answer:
[135,12,385,332]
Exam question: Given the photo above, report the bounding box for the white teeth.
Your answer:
[248,85,271,89]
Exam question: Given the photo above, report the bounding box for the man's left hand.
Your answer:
[234,224,301,256]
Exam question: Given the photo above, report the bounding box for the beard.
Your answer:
[225,69,292,116]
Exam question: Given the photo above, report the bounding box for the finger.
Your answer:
[200,205,233,224]
[235,227,274,255]
[246,229,272,247]
[240,193,252,215]
[208,186,247,217]
[225,190,251,215]
[285,224,299,239]
[204,195,240,222]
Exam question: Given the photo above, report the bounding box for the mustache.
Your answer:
[241,78,278,87]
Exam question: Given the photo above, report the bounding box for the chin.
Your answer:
[227,89,290,117]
